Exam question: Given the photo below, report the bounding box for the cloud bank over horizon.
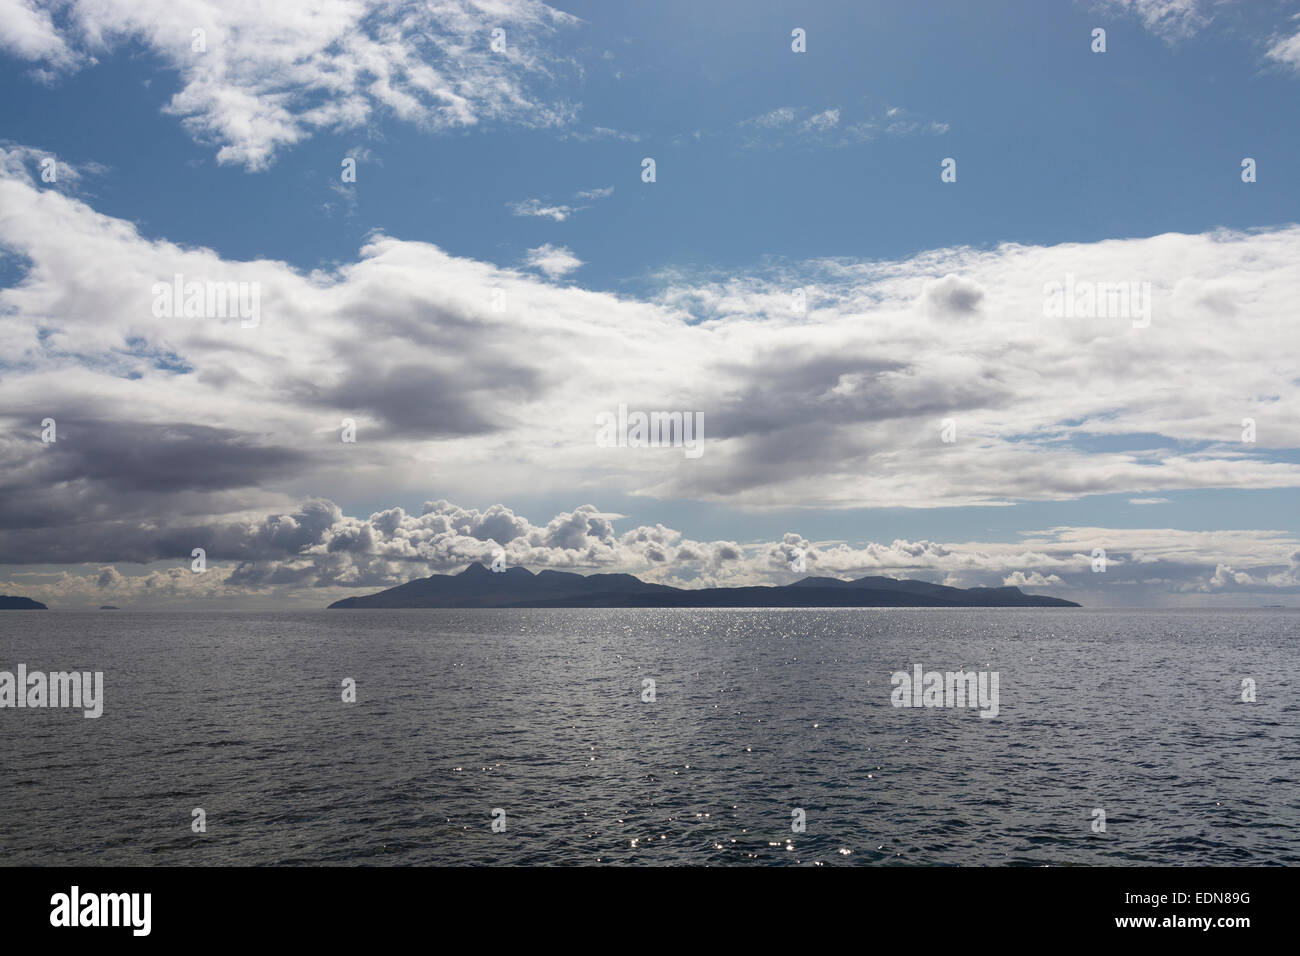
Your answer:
[10,494,1300,606]
[6,494,1300,609]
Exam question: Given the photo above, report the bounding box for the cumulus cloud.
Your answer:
[0,0,581,170]
[1003,570,1065,587]
[0,0,77,68]
[923,273,985,315]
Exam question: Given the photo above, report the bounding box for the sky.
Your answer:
[1,0,1299,609]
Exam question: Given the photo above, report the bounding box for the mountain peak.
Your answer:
[457,562,534,578]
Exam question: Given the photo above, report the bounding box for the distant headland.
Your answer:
[328,565,1081,609]
[0,595,48,610]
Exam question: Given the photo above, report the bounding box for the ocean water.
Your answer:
[0,608,1296,866]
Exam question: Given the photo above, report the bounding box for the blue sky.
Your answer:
[3,0,1296,282]
[1,0,1299,607]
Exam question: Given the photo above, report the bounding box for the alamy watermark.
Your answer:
[596,403,704,458]
[1,664,103,718]
[890,664,999,718]
[50,887,150,936]
[1043,274,1150,328]
[152,273,261,328]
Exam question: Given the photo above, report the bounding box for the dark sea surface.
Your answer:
[1,608,1296,866]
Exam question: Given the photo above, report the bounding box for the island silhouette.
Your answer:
[329,564,1080,609]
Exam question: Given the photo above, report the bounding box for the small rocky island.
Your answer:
[0,595,48,609]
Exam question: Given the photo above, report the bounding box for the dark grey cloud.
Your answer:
[0,419,322,563]
[708,349,1009,442]
[6,418,307,499]
[300,361,545,438]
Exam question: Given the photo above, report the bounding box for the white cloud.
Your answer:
[509,186,613,220]
[4,151,1300,573]
[0,0,581,170]
[1265,16,1300,72]
[1095,0,1212,42]
[564,126,642,143]
[523,242,583,278]
[802,108,840,132]
[1003,570,1065,587]
[0,0,78,67]
[0,140,106,188]
[743,107,798,129]
[1094,4,1300,77]
[510,199,576,221]
[738,103,947,149]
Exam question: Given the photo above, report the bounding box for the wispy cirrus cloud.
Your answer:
[1093,0,1212,42]
[508,185,614,221]
[1092,0,1300,75]
[509,198,578,222]
[736,103,948,149]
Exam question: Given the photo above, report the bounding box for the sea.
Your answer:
[1,608,1296,866]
